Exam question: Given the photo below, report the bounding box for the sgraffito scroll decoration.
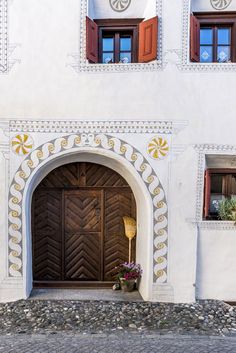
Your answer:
[8,134,168,283]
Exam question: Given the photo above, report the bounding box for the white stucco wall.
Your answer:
[0,0,236,303]
[192,0,236,12]
[197,226,236,301]
[89,0,156,19]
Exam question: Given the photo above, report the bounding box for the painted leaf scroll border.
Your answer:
[8,133,168,283]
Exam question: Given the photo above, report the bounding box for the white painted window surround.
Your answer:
[0,0,8,73]
[77,0,163,72]
[194,145,236,229]
[181,0,236,72]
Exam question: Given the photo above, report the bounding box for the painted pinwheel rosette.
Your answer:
[11,134,34,156]
[210,0,232,10]
[147,137,169,160]
[109,0,131,12]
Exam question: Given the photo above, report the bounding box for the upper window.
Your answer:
[204,169,236,219]
[86,17,158,64]
[190,13,236,63]
[200,26,231,63]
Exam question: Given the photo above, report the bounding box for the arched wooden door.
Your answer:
[32,162,136,287]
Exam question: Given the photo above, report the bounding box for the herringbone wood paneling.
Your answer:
[64,191,102,281]
[65,191,101,232]
[104,191,136,281]
[65,233,101,280]
[38,162,129,188]
[32,190,62,280]
[32,163,136,286]
[85,163,128,187]
[40,163,79,188]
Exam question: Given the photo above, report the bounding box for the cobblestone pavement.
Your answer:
[0,334,236,353]
[1,299,235,336]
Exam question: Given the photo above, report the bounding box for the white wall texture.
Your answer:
[0,0,235,303]
[192,0,236,12]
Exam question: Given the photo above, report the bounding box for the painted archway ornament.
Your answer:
[147,136,169,160]
[109,0,131,12]
[210,0,232,10]
[8,133,168,283]
[11,134,34,156]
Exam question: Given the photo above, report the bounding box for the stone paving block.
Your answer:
[0,335,236,353]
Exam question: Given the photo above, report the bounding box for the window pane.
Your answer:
[102,53,114,64]
[200,46,213,62]
[218,28,231,45]
[120,36,131,51]
[210,194,225,214]
[200,28,213,45]
[120,52,131,63]
[102,37,114,51]
[217,46,231,62]
[231,175,236,197]
[211,175,223,194]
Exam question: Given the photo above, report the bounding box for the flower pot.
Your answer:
[135,278,140,290]
[120,278,136,292]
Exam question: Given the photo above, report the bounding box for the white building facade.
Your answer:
[0,0,236,303]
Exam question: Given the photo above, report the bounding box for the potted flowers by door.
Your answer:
[117,262,142,292]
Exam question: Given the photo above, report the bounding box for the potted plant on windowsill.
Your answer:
[116,262,142,292]
[218,198,236,224]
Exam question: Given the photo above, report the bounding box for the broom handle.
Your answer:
[129,238,132,263]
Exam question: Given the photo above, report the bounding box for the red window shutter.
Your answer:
[138,16,158,63]
[190,14,200,62]
[204,170,211,219]
[86,16,98,63]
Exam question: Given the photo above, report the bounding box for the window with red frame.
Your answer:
[86,17,158,64]
[204,169,236,219]
[190,13,236,63]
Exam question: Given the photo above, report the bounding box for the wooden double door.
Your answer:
[32,162,136,287]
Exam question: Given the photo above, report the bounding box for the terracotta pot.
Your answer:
[120,278,136,292]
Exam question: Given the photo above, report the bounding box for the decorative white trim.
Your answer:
[0,120,10,136]
[0,123,10,158]
[194,143,236,222]
[195,150,205,222]
[171,144,187,160]
[8,120,188,135]
[0,1,18,74]
[152,283,174,302]
[194,144,236,153]
[196,221,236,230]
[70,0,163,73]
[0,0,8,73]
[0,141,9,155]
[180,0,236,72]
[0,277,23,289]
[8,133,168,283]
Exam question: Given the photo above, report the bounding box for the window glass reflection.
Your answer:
[200,46,213,62]
[200,28,213,45]
[120,37,131,51]
[103,37,114,51]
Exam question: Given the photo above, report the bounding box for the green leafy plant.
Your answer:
[218,198,236,222]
